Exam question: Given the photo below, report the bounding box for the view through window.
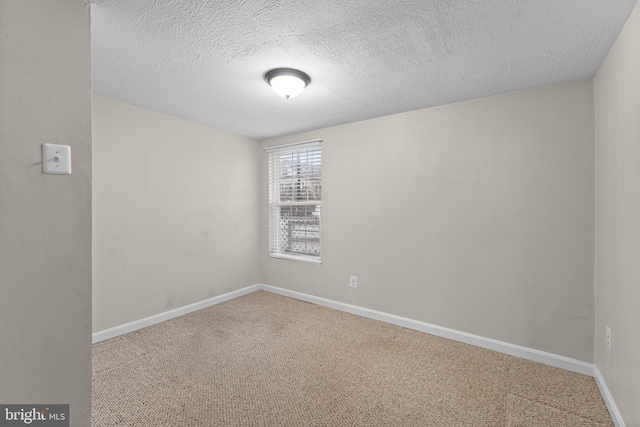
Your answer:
[266,140,321,262]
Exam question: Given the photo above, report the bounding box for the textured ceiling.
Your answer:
[91,0,638,140]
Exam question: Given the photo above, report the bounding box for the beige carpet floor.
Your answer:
[92,290,613,426]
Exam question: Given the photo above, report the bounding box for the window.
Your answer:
[266,140,322,263]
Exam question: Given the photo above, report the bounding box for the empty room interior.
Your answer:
[2,0,640,426]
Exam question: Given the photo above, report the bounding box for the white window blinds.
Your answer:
[266,140,322,262]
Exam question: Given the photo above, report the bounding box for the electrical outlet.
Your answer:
[349,275,358,288]
[606,326,611,350]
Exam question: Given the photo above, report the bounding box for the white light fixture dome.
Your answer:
[265,68,310,99]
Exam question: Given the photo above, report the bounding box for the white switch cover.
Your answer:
[43,143,71,175]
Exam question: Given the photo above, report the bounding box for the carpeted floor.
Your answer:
[92,290,613,426]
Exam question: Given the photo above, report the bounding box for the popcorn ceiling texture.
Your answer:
[91,0,638,139]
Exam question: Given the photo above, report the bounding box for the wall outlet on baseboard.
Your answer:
[349,275,357,288]
[606,325,611,350]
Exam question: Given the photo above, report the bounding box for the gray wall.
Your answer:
[92,95,261,332]
[595,1,640,425]
[0,1,92,425]
[261,80,595,362]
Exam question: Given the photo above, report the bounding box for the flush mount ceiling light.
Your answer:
[265,68,310,99]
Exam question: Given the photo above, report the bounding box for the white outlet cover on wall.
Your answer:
[349,275,358,288]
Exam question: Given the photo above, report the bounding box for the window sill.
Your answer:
[269,253,322,264]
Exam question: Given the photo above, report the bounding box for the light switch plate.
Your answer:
[43,143,72,175]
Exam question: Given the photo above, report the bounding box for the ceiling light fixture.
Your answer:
[265,68,310,99]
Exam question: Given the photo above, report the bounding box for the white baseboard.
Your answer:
[91,284,261,343]
[594,366,626,427]
[258,284,595,377]
[92,282,622,425]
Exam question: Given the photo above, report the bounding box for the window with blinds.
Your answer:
[266,140,322,263]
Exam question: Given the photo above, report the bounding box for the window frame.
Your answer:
[265,139,322,264]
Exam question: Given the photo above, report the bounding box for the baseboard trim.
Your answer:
[258,284,595,377]
[594,366,626,427]
[94,282,596,375]
[92,285,261,343]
